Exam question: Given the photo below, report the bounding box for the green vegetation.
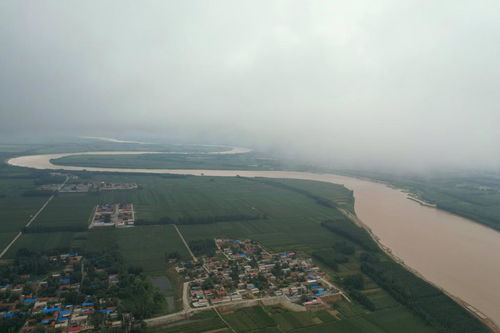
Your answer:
[361,255,487,332]
[26,193,96,230]
[52,151,287,170]
[188,238,216,257]
[136,213,266,226]
[0,147,490,332]
[147,310,227,333]
[321,220,378,251]
[0,246,165,330]
[223,306,276,332]
[0,165,55,246]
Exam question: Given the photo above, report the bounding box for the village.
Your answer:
[176,239,342,311]
[0,252,127,332]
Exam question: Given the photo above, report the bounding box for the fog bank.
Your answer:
[1,1,499,170]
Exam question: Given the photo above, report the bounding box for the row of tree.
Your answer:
[136,213,266,226]
[243,177,336,208]
[360,254,488,332]
[321,220,378,251]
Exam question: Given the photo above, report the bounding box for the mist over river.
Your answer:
[8,152,500,326]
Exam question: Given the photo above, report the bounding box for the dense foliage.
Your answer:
[188,239,216,257]
[245,178,336,208]
[321,220,378,251]
[136,213,266,226]
[23,225,87,233]
[360,255,488,332]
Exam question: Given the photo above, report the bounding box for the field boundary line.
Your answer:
[214,307,237,333]
[88,205,97,229]
[0,176,68,259]
[172,224,197,262]
[0,232,22,258]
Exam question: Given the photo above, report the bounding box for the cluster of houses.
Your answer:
[0,253,124,332]
[177,239,341,310]
[91,203,135,228]
[39,182,138,193]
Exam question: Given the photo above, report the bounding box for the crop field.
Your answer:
[80,174,348,225]
[52,151,285,170]
[0,163,486,332]
[0,178,47,233]
[147,310,227,333]
[0,164,63,248]
[6,231,76,254]
[0,172,444,331]
[361,307,437,333]
[33,193,97,229]
[223,306,276,332]
[85,225,190,274]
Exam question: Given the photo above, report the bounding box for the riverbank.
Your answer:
[338,208,499,333]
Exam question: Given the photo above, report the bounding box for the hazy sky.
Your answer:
[1,1,499,169]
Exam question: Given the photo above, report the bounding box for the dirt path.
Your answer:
[214,307,237,333]
[173,224,197,262]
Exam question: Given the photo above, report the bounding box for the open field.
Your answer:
[32,193,97,230]
[85,225,190,274]
[147,310,228,333]
[0,178,48,233]
[147,304,438,333]
[0,160,63,248]
[52,152,286,170]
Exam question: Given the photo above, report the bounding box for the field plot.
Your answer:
[90,175,345,225]
[5,231,76,255]
[0,178,47,233]
[52,151,284,170]
[266,178,356,214]
[30,193,97,230]
[223,306,277,332]
[147,310,227,333]
[85,225,190,274]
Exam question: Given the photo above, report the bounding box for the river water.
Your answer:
[7,152,500,326]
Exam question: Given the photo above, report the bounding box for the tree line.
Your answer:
[242,177,336,208]
[136,213,266,226]
[360,254,488,332]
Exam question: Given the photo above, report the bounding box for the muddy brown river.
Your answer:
[7,152,500,326]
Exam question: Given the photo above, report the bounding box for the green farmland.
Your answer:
[52,151,286,171]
